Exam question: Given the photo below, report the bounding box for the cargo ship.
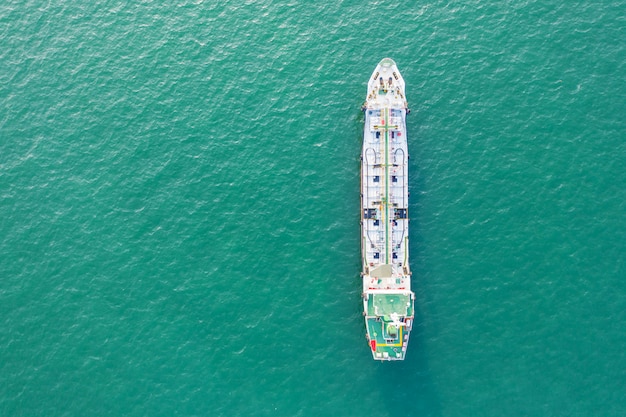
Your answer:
[361,58,415,360]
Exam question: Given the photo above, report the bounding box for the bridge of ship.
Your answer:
[365,292,414,360]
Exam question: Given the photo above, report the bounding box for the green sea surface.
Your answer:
[1,1,625,416]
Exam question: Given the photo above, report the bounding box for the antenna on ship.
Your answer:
[390,313,407,327]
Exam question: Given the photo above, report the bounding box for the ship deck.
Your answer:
[361,58,414,361]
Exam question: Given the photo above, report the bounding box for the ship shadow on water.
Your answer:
[374,303,442,417]
[373,113,441,417]
[352,79,440,416]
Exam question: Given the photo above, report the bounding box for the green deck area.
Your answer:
[365,292,414,360]
[366,317,405,360]
[367,293,412,318]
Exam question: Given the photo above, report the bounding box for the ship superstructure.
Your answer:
[361,58,414,360]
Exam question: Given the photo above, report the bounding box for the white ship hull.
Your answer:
[361,58,415,360]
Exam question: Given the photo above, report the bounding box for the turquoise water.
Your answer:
[1,1,625,416]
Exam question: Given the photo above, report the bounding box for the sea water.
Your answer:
[1,1,625,416]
